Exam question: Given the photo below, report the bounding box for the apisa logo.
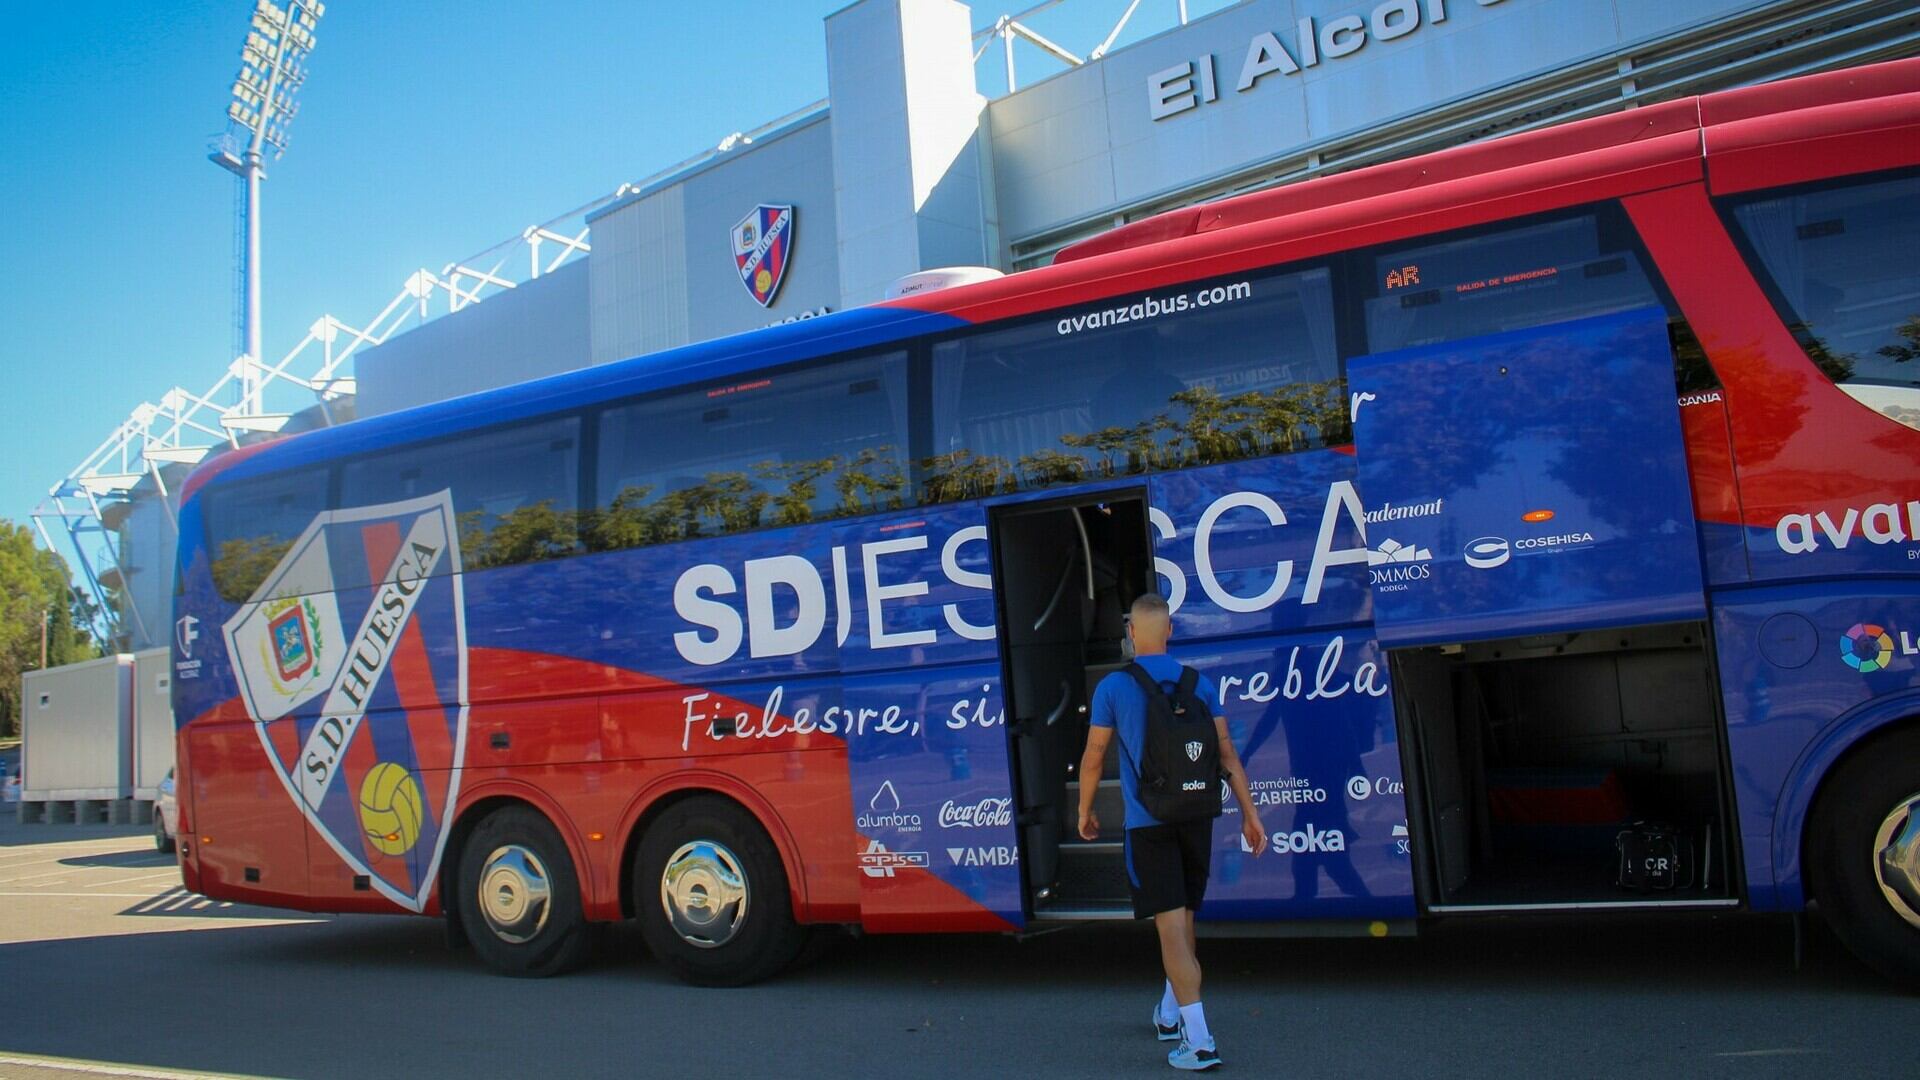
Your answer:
[1840,622,1898,673]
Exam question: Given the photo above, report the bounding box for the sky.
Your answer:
[0,0,1231,565]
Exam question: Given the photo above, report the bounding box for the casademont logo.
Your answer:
[222,491,468,913]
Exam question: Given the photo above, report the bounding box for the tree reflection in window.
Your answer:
[210,535,296,602]
[924,270,1347,504]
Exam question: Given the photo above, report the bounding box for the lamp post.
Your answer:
[210,0,324,416]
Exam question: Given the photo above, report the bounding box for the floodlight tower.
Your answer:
[211,0,323,416]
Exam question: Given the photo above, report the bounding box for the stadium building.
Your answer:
[41,0,1920,649]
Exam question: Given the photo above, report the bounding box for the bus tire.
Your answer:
[633,795,806,986]
[1807,725,1920,987]
[457,805,592,978]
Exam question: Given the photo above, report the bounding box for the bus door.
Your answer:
[1348,307,1739,910]
[987,491,1155,918]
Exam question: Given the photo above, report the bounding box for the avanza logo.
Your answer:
[1775,501,1920,555]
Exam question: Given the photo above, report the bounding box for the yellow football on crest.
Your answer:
[358,761,424,857]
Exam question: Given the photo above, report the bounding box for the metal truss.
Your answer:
[973,0,1199,94]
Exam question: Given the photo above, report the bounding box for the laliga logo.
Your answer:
[1840,623,1896,673]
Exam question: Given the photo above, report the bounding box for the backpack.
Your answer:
[1123,663,1223,824]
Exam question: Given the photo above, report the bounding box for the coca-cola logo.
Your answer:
[938,797,1012,829]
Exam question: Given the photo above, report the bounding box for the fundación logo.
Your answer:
[1839,622,1915,673]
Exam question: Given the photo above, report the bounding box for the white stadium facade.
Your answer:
[40,0,1920,650]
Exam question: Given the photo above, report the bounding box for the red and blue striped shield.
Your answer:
[222,491,468,912]
[732,204,794,307]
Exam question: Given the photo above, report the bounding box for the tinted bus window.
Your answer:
[1363,209,1663,353]
[1723,172,1920,430]
[591,351,909,549]
[203,469,329,602]
[340,415,582,574]
[924,268,1343,503]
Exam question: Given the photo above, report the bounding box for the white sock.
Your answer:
[1179,1002,1212,1047]
[1157,981,1178,1025]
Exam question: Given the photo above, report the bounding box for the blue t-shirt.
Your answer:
[1090,654,1220,830]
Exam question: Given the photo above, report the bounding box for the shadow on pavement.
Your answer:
[0,906,1904,1080]
[60,850,176,869]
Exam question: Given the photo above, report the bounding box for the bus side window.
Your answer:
[589,351,910,550]
[922,264,1344,504]
[1359,207,1664,355]
[339,415,584,576]
[1720,171,1920,431]
[202,470,330,603]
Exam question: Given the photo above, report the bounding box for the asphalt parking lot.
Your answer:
[0,815,1913,1080]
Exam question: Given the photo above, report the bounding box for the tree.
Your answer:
[0,522,99,737]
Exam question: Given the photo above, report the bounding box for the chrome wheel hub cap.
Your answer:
[1874,792,1920,930]
[661,840,748,949]
[478,844,552,945]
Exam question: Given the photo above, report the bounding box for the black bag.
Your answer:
[1615,822,1694,892]
[1125,663,1223,824]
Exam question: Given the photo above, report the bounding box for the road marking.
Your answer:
[1714,1049,1822,1058]
[0,1051,264,1078]
[93,870,185,888]
[0,891,173,898]
[0,866,92,884]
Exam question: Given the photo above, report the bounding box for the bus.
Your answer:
[170,57,1920,986]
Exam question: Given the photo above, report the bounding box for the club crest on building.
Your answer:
[221,490,469,914]
[732,203,794,307]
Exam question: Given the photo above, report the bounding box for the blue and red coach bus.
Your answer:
[170,58,1920,985]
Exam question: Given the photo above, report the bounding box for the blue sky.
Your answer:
[0,1,1227,555]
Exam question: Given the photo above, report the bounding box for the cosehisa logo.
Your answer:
[1464,536,1510,569]
[1840,623,1896,673]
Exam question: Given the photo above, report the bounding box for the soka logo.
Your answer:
[1247,823,1347,854]
[221,491,468,913]
[938,797,1012,829]
[857,780,922,833]
[732,204,794,308]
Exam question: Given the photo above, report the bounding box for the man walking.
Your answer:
[1078,593,1267,1071]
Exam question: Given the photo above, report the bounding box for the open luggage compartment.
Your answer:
[1393,622,1739,910]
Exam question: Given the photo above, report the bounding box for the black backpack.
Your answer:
[1123,663,1223,824]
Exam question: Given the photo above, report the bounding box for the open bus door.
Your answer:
[1348,307,1741,911]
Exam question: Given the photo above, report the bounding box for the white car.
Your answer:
[154,767,178,853]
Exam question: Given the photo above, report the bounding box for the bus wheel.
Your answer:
[1808,726,1920,986]
[633,796,806,986]
[457,806,592,978]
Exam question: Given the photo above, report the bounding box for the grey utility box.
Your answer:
[21,654,134,800]
[131,648,174,800]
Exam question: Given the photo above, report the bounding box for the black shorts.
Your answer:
[1126,820,1213,919]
